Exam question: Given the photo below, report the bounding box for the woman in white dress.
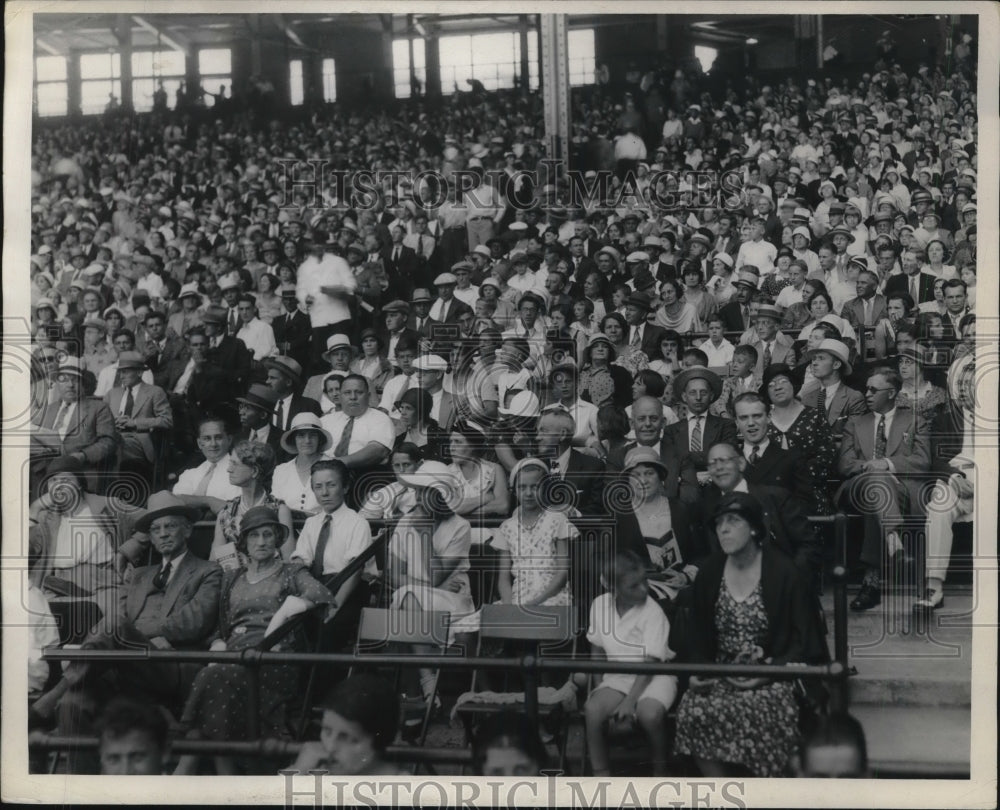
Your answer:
[271,413,331,516]
[446,422,511,517]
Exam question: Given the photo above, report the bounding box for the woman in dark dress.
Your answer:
[391,387,448,462]
[761,363,836,515]
[175,506,334,775]
[673,493,828,777]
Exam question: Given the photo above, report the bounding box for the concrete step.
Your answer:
[823,591,973,707]
[852,704,971,777]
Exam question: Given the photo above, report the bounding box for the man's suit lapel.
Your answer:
[857,413,875,459]
[130,566,158,620]
[161,555,192,615]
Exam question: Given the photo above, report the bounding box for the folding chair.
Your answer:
[455,603,579,771]
[350,607,452,749]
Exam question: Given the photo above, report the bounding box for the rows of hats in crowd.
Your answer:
[25,22,980,777]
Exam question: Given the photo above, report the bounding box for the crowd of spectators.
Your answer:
[26,21,979,779]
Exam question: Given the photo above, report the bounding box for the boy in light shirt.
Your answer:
[698,316,735,367]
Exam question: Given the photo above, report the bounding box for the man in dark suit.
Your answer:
[271,286,313,372]
[717,268,758,332]
[234,383,283,455]
[105,352,173,478]
[733,392,812,506]
[261,355,321,462]
[535,408,606,515]
[383,225,420,299]
[625,395,692,501]
[837,366,931,611]
[697,442,823,588]
[377,300,421,367]
[884,249,937,305]
[661,368,738,505]
[200,304,252,390]
[141,310,188,389]
[624,291,667,360]
[162,328,233,456]
[428,273,474,325]
[31,357,119,499]
[48,492,222,736]
[567,235,598,284]
[407,288,438,337]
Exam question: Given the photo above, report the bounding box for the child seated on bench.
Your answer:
[584,550,677,776]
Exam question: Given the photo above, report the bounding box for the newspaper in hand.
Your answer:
[210,542,243,572]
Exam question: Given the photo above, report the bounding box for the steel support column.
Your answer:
[540,15,571,177]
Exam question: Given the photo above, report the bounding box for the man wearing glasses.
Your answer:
[837,367,931,611]
[31,356,118,499]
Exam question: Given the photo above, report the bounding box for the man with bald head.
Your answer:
[535,408,605,515]
[625,396,692,502]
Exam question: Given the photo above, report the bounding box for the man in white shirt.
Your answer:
[172,416,242,512]
[235,294,277,361]
[379,338,419,415]
[291,459,374,641]
[321,375,394,478]
[775,260,811,309]
[95,329,154,396]
[451,262,480,308]
[735,217,777,274]
[296,231,357,369]
[412,353,448,424]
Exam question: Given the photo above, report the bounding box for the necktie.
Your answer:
[630,328,641,347]
[420,236,427,257]
[229,309,238,335]
[864,300,872,325]
[816,386,828,416]
[762,342,772,368]
[742,306,749,326]
[690,416,703,452]
[274,398,285,430]
[310,515,331,580]
[152,561,172,591]
[749,444,760,464]
[393,246,400,263]
[54,402,72,438]
[195,461,217,496]
[874,415,887,459]
[123,386,135,417]
[910,277,918,300]
[334,416,355,457]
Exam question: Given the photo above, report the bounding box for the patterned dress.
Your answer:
[896,384,949,422]
[674,581,799,777]
[217,493,286,548]
[493,510,576,606]
[767,405,836,515]
[180,564,333,741]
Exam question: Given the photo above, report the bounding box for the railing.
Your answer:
[40,513,850,768]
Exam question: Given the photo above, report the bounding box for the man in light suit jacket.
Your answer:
[799,339,867,444]
[840,267,888,332]
[105,352,173,476]
[31,357,119,499]
[837,366,931,611]
[48,492,222,736]
[741,304,797,377]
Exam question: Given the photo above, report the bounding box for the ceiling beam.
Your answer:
[132,15,189,54]
[274,14,309,50]
[36,38,64,56]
